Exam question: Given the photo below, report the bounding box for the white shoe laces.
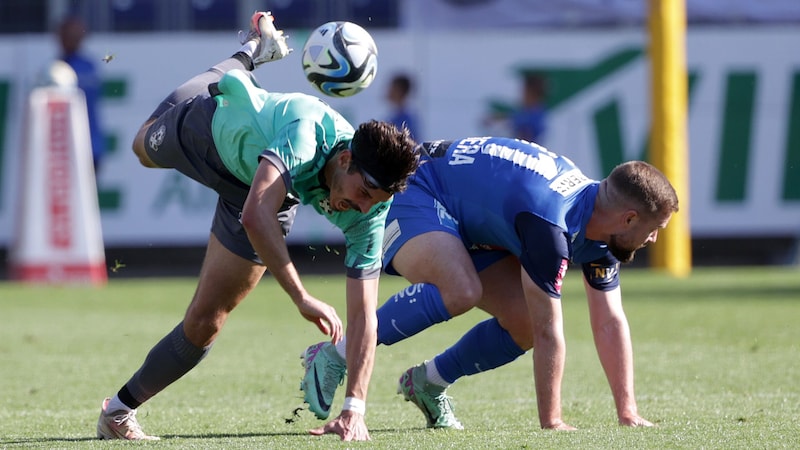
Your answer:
[112,410,145,436]
[321,356,346,392]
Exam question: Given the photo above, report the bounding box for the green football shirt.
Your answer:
[210,69,389,277]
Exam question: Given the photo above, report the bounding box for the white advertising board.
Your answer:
[0,27,798,248]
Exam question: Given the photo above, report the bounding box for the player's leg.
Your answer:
[396,255,525,430]
[130,233,264,397]
[98,194,278,440]
[300,187,475,419]
[97,234,266,440]
[476,256,533,349]
[148,10,292,115]
[182,234,267,346]
[376,231,480,346]
[131,11,288,168]
[427,255,530,386]
[300,233,475,421]
[373,193,480,430]
[131,53,248,169]
[300,234,474,421]
[238,11,291,67]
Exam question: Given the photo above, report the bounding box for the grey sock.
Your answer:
[124,322,212,405]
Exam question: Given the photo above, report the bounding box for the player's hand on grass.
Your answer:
[619,414,654,427]
[295,295,343,344]
[309,410,371,441]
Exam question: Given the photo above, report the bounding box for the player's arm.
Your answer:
[581,257,653,427]
[520,269,574,430]
[516,212,576,430]
[310,274,376,441]
[241,159,343,341]
[310,204,389,441]
[330,274,379,441]
[343,275,379,404]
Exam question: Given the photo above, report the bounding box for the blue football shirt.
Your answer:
[414,137,619,296]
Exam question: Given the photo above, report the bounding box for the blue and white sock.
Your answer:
[377,283,452,345]
[433,318,526,384]
[424,359,449,387]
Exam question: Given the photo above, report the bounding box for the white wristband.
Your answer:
[342,396,366,415]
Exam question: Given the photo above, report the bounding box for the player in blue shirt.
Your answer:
[57,15,106,173]
[302,137,678,431]
[96,12,418,442]
[385,73,420,141]
[511,73,547,143]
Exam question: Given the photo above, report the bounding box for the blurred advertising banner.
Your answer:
[0,27,798,248]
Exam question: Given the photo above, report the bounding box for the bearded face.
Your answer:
[608,235,637,263]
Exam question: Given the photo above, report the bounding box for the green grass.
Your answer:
[1,266,799,449]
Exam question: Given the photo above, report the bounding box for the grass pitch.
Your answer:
[1,266,799,449]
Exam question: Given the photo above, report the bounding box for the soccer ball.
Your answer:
[301,21,378,98]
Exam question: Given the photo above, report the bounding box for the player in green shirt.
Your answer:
[96,12,418,442]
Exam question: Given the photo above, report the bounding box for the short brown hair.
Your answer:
[350,120,419,194]
[607,161,679,217]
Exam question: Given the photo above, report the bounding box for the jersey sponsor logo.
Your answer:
[394,283,424,300]
[390,319,411,339]
[419,140,452,158]
[434,199,459,229]
[148,124,166,152]
[318,197,333,214]
[548,169,591,196]
[587,262,619,283]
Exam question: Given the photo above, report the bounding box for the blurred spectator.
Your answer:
[57,15,106,175]
[511,72,547,143]
[483,72,548,144]
[385,73,420,141]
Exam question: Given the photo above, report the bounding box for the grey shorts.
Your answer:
[143,93,298,264]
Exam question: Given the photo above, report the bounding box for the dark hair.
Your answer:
[391,74,413,96]
[350,120,418,194]
[607,161,679,216]
[523,73,546,97]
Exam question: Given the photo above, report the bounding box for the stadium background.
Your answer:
[0,0,799,278]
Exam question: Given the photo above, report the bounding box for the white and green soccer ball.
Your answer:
[301,21,378,98]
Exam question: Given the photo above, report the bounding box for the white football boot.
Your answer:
[238,11,292,66]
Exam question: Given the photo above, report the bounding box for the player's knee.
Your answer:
[442,277,482,316]
[508,324,534,350]
[182,311,224,348]
[132,121,160,168]
[495,311,534,350]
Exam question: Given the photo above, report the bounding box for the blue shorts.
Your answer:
[382,182,507,275]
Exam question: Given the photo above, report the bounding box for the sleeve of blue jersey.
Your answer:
[515,212,571,298]
[580,253,621,291]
